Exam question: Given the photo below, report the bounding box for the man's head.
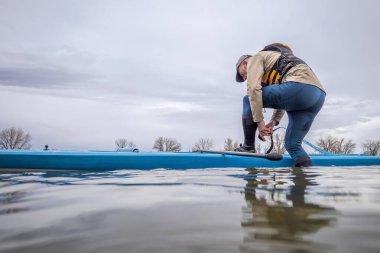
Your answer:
[235,55,251,82]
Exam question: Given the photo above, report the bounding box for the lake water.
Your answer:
[0,167,380,253]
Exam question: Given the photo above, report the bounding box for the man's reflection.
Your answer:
[240,168,337,253]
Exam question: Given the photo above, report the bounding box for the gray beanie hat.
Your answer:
[235,54,251,82]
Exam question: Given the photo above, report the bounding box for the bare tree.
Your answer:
[334,138,355,154]
[115,138,136,148]
[362,140,380,156]
[192,138,214,151]
[165,138,182,152]
[224,137,239,151]
[316,135,336,153]
[153,137,181,152]
[0,127,32,150]
[153,137,165,151]
[317,136,356,154]
[272,133,286,154]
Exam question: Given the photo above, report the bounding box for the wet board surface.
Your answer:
[0,150,380,170]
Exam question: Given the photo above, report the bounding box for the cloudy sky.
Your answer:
[0,0,379,152]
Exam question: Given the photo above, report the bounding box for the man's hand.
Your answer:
[265,120,278,135]
[258,120,271,140]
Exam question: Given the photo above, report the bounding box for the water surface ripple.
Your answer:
[0,166,379,253]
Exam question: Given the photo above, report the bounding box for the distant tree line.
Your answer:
[1,126,379,156]
[114,134,380,156]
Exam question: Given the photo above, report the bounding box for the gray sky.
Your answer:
[0,0,379,152]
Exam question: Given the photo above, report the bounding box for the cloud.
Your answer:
[309,96,380,130]
[310,116,380,151]
[0,67,95,88]
[0,0,379,152]
[0,85,243,151]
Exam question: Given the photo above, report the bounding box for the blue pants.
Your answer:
[243,82,325,164]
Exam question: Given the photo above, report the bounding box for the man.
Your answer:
[235,43,326,167]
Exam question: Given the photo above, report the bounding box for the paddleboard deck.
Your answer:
[0,150,379,170]
[199,150,283,161]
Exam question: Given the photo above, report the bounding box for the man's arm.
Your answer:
[271,109,285,125]
[246,55,265,123]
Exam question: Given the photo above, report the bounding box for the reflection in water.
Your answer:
[240,168,337,253]
[0,187,28,215]
[1,167,380,253]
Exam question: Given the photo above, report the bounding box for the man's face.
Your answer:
[238,60,248,81]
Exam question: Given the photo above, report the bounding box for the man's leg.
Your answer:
[285,93,326,167]
[285,111,314,166]
[261,82,325,166]
[236,95,257,152]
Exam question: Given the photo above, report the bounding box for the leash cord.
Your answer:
[265,127,286,154]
